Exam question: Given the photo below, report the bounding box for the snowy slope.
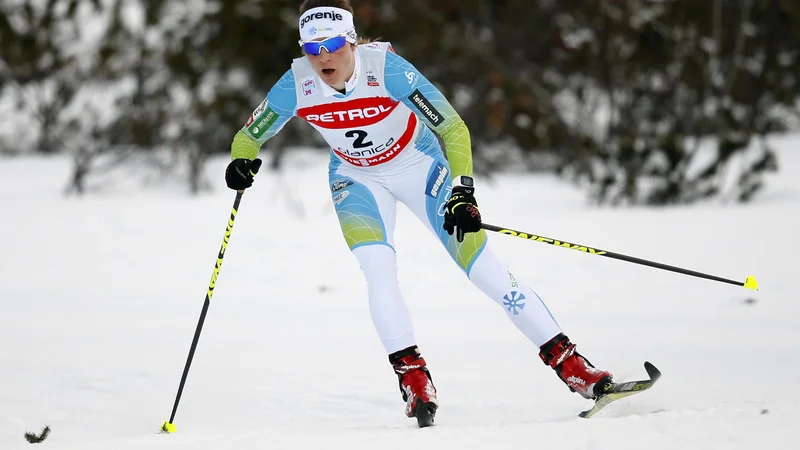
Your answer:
[1,139,798,450]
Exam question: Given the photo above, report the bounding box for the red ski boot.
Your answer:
[390,346,438,427]
[539,333,613,399]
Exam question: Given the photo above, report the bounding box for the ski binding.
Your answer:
[578,361,661,419]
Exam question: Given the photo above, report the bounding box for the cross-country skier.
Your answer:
[225,0,613,427]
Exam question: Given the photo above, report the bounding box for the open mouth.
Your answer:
[322,68,336,77]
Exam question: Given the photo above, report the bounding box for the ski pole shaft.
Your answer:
[481,223,758,290]
[161,190,247,434]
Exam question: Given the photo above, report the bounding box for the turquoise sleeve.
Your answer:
[231,69,297,160]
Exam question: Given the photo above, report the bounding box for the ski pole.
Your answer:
[161,160,262,434]
[481,223,758,291]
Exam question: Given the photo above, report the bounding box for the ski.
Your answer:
[413,398,437,428]
[578,361,661,419]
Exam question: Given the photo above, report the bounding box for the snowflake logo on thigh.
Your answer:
[503,291,526,315]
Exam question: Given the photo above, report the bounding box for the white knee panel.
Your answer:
[467,245,562,347]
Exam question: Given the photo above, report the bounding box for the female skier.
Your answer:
[225,0,612,427]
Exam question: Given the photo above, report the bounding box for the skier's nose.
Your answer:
[318,48,332,62]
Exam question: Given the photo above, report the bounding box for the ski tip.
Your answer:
[744,275,759,291]
[643,361,661,381]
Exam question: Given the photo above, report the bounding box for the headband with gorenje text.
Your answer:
[298,7,357,44]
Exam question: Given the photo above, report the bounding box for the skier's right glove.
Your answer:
[225,158,263,190]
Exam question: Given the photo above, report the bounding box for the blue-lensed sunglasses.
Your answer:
[299,35,349,56]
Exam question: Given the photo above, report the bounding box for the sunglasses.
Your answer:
[299,35,349,56]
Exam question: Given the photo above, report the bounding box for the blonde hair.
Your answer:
[299,0,353,15]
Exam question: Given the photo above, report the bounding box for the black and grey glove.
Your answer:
[443,183,482,242]
[225,158,263,190]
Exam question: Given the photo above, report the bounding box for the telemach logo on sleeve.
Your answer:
[408,89,443,127]
[248,107,279,139]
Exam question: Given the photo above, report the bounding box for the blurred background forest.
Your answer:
[1,0,798,204]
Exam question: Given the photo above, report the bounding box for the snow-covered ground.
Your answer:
[1,138,797,450]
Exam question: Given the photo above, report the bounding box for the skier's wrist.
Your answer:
[453,175,474,191]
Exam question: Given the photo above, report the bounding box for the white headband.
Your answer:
[298,7,357,44]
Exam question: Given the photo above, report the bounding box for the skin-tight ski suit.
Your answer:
[230,42,562,354]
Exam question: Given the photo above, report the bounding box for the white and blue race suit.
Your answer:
[231,42,561,353]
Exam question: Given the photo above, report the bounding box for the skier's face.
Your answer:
[305,39,356,91]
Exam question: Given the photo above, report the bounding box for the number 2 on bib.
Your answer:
[345,129,373,149]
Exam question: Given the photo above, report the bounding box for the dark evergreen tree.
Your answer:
[1,0,795,202]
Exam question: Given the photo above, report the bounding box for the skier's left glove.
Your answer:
[443,185,482,242]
